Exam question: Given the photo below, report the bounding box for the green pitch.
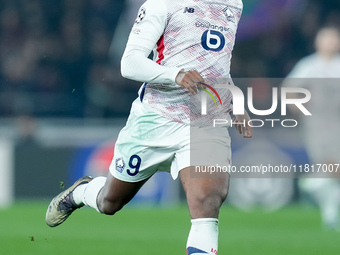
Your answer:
[0,201,339,255]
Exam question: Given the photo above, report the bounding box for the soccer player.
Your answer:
[287,27,340,78]
[46,0,252,253]
[286,26,340,230]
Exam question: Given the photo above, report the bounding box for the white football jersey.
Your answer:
[287,53,340,78]
[125,0,243,125]
[286,53,340,163]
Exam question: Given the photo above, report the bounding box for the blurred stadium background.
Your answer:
[0,0,340,254]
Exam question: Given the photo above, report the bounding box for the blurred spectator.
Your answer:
[0,0,339,118]
[0,0,126,118]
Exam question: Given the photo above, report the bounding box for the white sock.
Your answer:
[73,177,106,213]
[186,218,219,255]
[73,184,87,205]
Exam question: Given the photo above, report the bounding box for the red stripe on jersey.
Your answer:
[156,35,165,65]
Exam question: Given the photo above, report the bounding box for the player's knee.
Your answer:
[203,190,228,209]
[97,197,124,215]
[219,185,229,203]
[191,186,229,213]
[206,185,229,205]
[188,196,221,218]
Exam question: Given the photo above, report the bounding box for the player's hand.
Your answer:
[175,70,204,94]
[233,110,253,138]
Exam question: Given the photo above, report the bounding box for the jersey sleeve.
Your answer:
[121,0,182,84]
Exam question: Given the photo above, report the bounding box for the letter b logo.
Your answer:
[201,30,225,52]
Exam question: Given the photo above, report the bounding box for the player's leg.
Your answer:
[95,172,149,215]
[180,167,230,255]
[46,99,161,227]
[45,172,148,227]
[180,167,229,218]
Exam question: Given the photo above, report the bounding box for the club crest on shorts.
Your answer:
[116,157,126,173]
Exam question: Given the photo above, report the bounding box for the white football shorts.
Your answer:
[109,99,231,182]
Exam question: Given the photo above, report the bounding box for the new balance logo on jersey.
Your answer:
[184,7,195,13]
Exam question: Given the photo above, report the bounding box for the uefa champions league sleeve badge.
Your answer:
[135,7,146,24]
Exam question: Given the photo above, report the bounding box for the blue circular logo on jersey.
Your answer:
[201,30,225,52]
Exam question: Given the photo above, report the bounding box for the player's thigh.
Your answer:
[180,167,230,219]
[180,126,231,217]
[97,171,149,214]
